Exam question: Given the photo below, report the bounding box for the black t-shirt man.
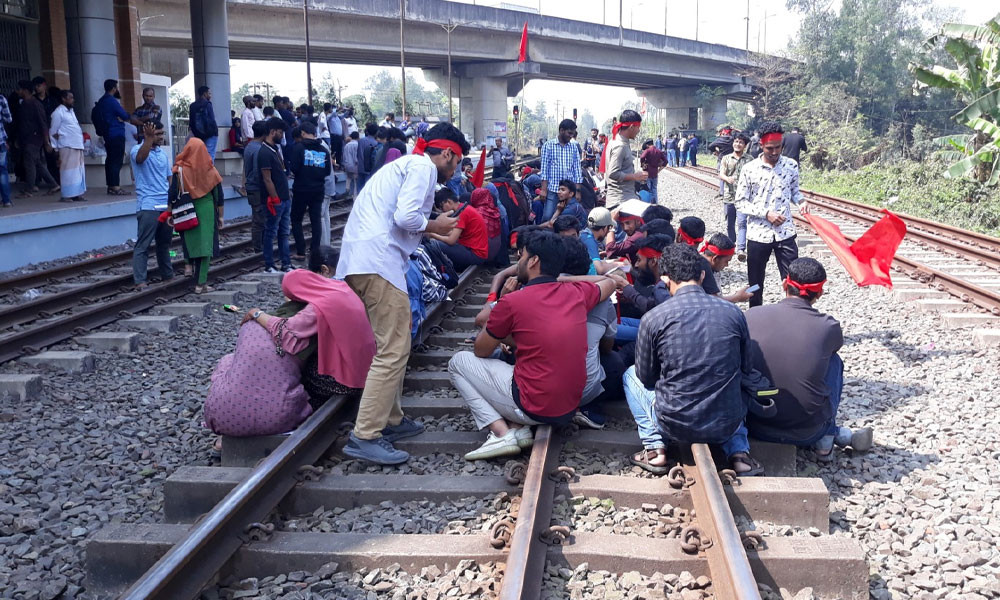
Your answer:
[781,131,808,163]
[257,142,289,201]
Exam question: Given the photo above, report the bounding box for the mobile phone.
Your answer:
[745,285,760,294]
[223,304,241,313]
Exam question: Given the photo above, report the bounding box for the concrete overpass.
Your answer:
[139,0,756,143]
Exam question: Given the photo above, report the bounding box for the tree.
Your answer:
[737,52,797,121]
[343,94,376,128]
[169,89,190,122]
[910,14,1000,184]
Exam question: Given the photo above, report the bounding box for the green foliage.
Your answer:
[789,83,874,169]
[169,89,190,121]
[363,70,450,122]
[910,13,1000,184]
[343,94,376,128]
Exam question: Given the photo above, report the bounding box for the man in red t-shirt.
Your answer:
[640,140,667,203]
[448,230,620,460]
[426,188,489,271]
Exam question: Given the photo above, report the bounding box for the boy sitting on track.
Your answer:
[698,232,754,303]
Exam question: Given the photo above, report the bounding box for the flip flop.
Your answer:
[729,453,765,477]
[629,448,670,475]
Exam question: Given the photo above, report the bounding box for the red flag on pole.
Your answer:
[518,22,528,63]
[471,147,487,188]
[804,210,907,288]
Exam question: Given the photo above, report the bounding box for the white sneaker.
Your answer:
[514,426,534,449]
[464,430,521,461]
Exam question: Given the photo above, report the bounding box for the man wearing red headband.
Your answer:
[337,123,471,465]
[735,121,806,307]
[604,109,647,208]
[699,233,754,303]
[744,258,873,458]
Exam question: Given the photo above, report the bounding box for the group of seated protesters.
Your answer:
[449,203,873,473]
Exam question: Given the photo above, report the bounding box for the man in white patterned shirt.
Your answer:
[734,121,807,307]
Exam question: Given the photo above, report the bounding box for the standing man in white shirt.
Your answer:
[252,95,265,122]
[49,90,87,202]
[318,103,332,145]
[734,121,807,307]
[337,122,470,465]
[240,96,256,142]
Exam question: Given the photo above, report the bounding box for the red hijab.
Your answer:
[281,270,376,388]
[469,188,501,239]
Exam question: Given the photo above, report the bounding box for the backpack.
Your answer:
[420,239,459,289]
[492,177,531,229]
[91,101,109,138]
[579,170,598,212]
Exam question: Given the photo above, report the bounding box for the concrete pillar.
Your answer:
[65,0,118,123]
[457,77,474,143]
[190,0,232,128]
[113,0,142,109]
[471,76,508,148]
[699,95,728,132]
[39,0,70,89]
[141,47,191,86]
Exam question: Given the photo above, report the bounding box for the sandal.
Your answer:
[107,188,128,196]
[629,448,670,475]
[729,453,765,477]
[194,285,215,294]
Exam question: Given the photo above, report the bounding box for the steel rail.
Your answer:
[117,263,486,600]
[682,164,1000,267]
[498,425,562,600]
[686,444,761,599]
[667,166,1000,313]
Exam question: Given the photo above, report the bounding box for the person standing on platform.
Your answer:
[288,121,332,259]
[189,86,219,161]
[326,104,344,165]
[336,122,470,465]
[258,117,292,273]
[0,92,12,207]
[14,80,58,198]
[130,121,173,288]
[604,109,646,208]
[240,96,256,142]
[317,103,331,145]
[735,121,805,307]
[49,90,86,202]
[171,137,224,294]
[719,131,751,248]
[242,121,267,253]
[537,119,583,222]
[343,131,360,198]
[356,123,378,191]
[640,139,667,203]
[781,127,808,164]
[131,87,162,143]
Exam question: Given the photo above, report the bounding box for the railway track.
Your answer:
[86,267,868,599]
[0,199,354,365]
[670,165,1000,318]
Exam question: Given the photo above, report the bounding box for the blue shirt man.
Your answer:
[130,143,170,211]
[538,119,583,222]
[129,124,173,286]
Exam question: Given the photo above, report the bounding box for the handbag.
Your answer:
[171,166,199,232]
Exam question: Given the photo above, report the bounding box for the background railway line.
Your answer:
[670,165,1000,333]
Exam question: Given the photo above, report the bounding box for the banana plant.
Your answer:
[910,14,1000,184]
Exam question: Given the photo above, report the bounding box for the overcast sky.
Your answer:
[172,0,995,121]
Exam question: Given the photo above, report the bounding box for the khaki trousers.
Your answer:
[345,274,410,439]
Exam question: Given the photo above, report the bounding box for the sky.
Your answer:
[171,0,995,121]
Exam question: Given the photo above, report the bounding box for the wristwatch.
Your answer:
[252,310,262,320]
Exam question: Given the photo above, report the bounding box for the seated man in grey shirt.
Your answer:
[744,257,873,459]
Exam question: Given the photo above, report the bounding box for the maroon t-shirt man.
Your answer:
[485,277,601,423]
[641,146,666,181]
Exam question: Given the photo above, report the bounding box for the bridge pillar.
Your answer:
[65,0,119,123]
[471,77,509,148]
[641,87,730,132]
[190,0,232,130]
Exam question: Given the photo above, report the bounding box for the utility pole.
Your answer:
[618,0,623,46]
[744,0,750,52]
[303,0,313,107]
[399,0,407,120]
[663,1,667,36]
[695,0,699,41]
[440,20,458,123]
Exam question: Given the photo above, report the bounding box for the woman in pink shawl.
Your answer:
[204,246,376,438]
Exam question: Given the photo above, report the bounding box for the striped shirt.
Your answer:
[539,139,582,186]
[0,95,12,146]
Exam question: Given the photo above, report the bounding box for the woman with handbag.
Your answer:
[203,246,376,439]
[170,137,224,293]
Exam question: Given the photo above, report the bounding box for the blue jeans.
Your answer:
[679,151,687,167]
[541,190,560,222]
[204,136,218,162]
[750,354,845,447]
[737,211,748,250]
[0,145,10,205]
[615,317,641,345]
[718,162,725,195]
[666,149,677,167]
[357,172,370,191]
[262,198,291,269]
[623,366,749,456]
[648,177,658,203]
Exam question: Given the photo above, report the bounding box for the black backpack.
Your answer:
[420,239,459,289]
[91,102,109,138]
[492,177,531,229]
[579,170,598,211]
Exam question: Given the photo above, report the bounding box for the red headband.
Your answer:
[678,229,703,246]
[618,214,644,224]
[412,138,465,157]
[760,132,783,145]
[700,242,735,256]
[611,121,641,140]
[784,276,825,296]
[636,247,662,259]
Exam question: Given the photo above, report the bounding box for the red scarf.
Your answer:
[412,138,464,157]
[600,121,641,173]
[784,276,825,296]
[678,229,702,246]
[469,188,501,239]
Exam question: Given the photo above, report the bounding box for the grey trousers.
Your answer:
[448,351,540,430]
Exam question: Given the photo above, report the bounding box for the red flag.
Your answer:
[471,147,487,188]
[804,209,907,288]
[518,22,528,63]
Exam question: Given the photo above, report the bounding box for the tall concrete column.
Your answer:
[457,77,474,142]
[39,0,70,89]
[699,95,728,132]
[113,0,142,109]
[190,0,232,128]
[471,76,508,148]
[65,0,118,123]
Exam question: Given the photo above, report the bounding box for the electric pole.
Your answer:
[744,0,750,52]
[440,20,458,123]
[399,0,407,120]
[303,0,313,107]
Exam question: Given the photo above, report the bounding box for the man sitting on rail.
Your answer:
[624,244,762,475]
[449,230,620,460]
[615,234,674,345]
[426,188,490,272]
[744,257,873,458]
[698,233,754,303]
